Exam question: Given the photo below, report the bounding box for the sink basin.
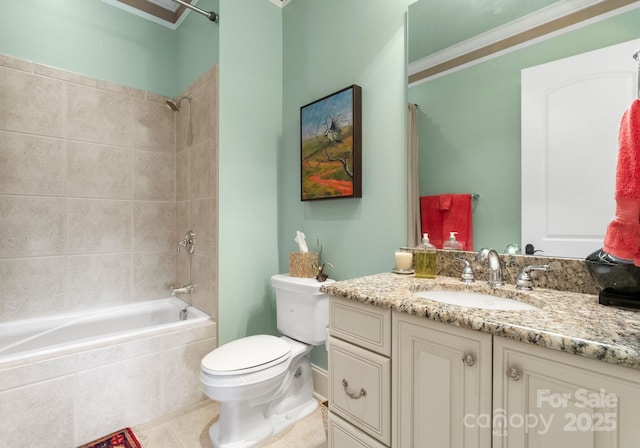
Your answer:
[414,290,538,311]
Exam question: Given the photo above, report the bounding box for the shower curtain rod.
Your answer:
[170,0,218,23]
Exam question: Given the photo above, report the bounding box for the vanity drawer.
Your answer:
[328,336,391,445]
[328,412,388,448]
[329,296,391,356]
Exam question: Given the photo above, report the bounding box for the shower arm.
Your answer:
[170,0,219,23]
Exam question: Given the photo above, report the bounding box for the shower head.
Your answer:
[165,95,192,112]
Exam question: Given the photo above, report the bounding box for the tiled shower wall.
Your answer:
[174,66,219,320]
[0,54,218,323]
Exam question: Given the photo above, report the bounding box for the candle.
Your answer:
[395,251,413,270]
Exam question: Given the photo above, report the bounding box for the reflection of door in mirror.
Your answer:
[521,38,640,258]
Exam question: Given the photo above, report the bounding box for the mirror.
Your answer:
[407,0,640,258]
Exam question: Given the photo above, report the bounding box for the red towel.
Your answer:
[420,194,473,250]
[603,100,640,264]
[420,195,444,248]
[442,194,473,251]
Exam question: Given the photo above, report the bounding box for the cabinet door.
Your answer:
[494,337,640,448]
[392,313,492,448]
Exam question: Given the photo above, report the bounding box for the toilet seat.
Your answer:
[202,335,291,376]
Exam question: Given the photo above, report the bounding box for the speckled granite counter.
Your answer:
[320,273,640,370]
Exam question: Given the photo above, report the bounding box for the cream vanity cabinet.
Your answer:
[327,297,392,447]
[328,296,640,448]
[493,337,640,448]
[393,312,493,448]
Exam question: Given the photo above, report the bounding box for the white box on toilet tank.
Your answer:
[271,274,334,346]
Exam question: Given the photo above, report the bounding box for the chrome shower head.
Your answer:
[165,95,192,112]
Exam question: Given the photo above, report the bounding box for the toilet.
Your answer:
[200,274,334,448]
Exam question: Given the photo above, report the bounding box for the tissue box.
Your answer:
[289,252,319,278]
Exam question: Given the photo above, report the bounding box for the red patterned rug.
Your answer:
[78,428,142,448]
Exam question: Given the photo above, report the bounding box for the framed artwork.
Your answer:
[300,85,362,201]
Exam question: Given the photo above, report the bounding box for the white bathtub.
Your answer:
[0,297,210,363]
[0,297,217,446]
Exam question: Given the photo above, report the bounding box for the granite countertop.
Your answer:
[320,272,640,370]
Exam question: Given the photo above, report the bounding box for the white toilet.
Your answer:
[200,274,334,448]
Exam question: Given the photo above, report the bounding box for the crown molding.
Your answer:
[408,0,640,84]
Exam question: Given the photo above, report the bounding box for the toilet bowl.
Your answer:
[200,274,334,448]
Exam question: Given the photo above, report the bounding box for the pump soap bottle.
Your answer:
[414,233,436,279]
[443,232,463,250]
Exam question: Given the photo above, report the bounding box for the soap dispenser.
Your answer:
[443,232,463,250]
[414,233,436,279]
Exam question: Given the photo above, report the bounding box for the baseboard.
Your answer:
[311,363,328,403]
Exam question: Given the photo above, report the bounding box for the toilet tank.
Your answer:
[271,274,335,346]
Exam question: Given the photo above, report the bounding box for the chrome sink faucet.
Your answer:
[477,248,503,288]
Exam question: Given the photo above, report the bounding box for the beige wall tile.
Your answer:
[65,83,131,147]
[0,377,75,447]
[190,198,216,257]
[65,253,132,311]
[0,196,65,257]
[133,201,176,251]
[67,141,131,199]
[175,97,191,153]
[133,251,176,300]
[190,139,214,200]
[133,151,176,201]
[0,256,65,322]
[33,63,95,87]
[190,84,212,147]
[176,148,189,201]
[0,66,63,137]
[0,132,65,196]
[0,54,33,72]
[131,97,176,153]
[67,199,131,254]
[0,355,77,393]
[76,356,164,444]
[162,340,212,414]
[190,254,216,317]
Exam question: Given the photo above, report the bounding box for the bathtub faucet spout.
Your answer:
[170,283,194,296]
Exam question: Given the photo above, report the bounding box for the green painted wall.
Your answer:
[217,0,282,344]
[176,0,220,95]
[0,0,181,97]
[409,7,640,252]
[281,0,411,367]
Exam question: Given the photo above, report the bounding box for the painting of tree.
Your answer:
[300,85,362,200]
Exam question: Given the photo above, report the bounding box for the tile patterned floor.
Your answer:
[133,400,327,448]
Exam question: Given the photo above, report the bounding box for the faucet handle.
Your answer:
[455,257,475,283]
[516,265,549,290]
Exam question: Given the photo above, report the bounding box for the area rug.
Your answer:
[78,428,142,448]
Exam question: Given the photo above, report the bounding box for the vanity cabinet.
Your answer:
[493,337,640,448]
[328,295,640,448]
[328,297,391,447]
[392,312,492,448]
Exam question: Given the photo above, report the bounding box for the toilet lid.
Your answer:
[201,335,291,375]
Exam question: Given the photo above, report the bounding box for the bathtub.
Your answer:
[0,297,210,363]
[0,297,217,447]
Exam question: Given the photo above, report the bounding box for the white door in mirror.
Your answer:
[521,38,640,258]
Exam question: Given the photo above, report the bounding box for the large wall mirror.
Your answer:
[407,0,640,259]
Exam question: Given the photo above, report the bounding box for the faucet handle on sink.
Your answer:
[455,257,475,283]
[516,265,550,291]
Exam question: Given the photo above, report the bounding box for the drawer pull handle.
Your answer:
[342,379,367,399]
[462,353,475,366]
[506,367,521,381]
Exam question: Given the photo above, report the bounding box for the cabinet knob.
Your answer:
[342,378,367,399]
[506,367,521,381]
[462,353,475,366]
